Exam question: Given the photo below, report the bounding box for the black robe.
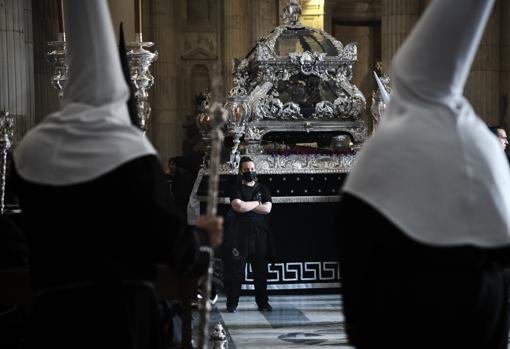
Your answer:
[12,154,209,349]
[222,182,273,308]
[339,193,509,349]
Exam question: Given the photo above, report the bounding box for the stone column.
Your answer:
[223,0,250,92]
[250,0,277,47]
[32,0,60,126]
[381,0,420,70]
[464,2,501,125]
[500,0,510,127]
[0,0,35,143]
[147,0,179,163]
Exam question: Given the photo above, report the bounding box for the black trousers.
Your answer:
[223,241,269,308]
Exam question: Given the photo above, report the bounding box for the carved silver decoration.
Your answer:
[193,0,369,207]
[244,125,265,154]
[256,42,276,62]
[211,323,228,349]
[225,94,250,170]
[46,34,68,99]
[244,125,264,141]
[255,154,356,173]
[126,34,158,132]
[223,0,368,152]
[340,43,358,62]
[201,153,356,175]
[269,96,284,118]
[282,0,302,27]
[314,101,335,119]
[0,111,14,215]
[248,82,274,120]
[342,126,368,143]
[281,102,302,119]
[289,51,326,76]
[198,195,343,204]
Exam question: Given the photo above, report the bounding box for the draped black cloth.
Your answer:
[0,214,28,349]
[12,154,209,349]
[339,193,510,349]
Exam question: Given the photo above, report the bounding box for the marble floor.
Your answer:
[192,293,510,349]
[193,294,353,348]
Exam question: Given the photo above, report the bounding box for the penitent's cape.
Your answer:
[344,0,510,247]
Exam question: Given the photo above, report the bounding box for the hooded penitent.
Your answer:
[14,0,155,186]
[373,71,390,104]
[344,0,510,247]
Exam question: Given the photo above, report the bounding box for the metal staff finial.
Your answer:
[46,34,68,99]
[0,110,15,215]
[196,66,228,349]
[211,323,228,349]
[283,0,302,26]
[126,34,158,132]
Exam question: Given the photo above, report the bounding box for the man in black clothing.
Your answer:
[223,156,273,313]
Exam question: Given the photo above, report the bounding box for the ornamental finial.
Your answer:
[283,0,302,26]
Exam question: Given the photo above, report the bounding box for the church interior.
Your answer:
[2,0,510,348]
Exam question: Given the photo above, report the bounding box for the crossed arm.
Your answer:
[231,198,272,215]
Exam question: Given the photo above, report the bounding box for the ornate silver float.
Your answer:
[191,0,369,293]
[215,0,368,171]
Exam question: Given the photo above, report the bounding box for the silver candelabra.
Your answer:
[0,111,14,215]
[46,33,68,99]
[127,33,158,132]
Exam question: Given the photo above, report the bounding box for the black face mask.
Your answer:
[242,171,257,182]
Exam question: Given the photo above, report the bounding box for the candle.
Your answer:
[57,0,65,34]
[134,0,142,34]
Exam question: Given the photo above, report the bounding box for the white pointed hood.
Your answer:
[14,0,156,185]
[373,71,390,104]
[344,0,510,247]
